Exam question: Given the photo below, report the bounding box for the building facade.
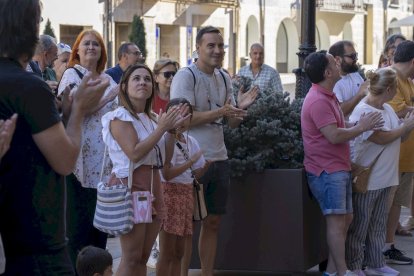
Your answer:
[40,0,413,74]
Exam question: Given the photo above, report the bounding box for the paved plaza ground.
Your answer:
[107,207,414,275]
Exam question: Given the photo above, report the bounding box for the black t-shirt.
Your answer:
[0,58,64,256]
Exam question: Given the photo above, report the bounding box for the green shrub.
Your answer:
[224,76,304,177]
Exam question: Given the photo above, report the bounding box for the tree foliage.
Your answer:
[129,15,147,62]
[43,18,56,38]
[224,76,304,177]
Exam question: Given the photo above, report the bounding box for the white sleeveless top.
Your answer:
[102,107,166,178]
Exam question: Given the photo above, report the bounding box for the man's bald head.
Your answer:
[249,43,264,68]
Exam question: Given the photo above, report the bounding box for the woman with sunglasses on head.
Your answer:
[152,59,180,114]
[148,58,180,268]
[102,64,188,275]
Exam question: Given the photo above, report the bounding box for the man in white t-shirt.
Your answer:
[329,40,369,117]
[171,26,258,276]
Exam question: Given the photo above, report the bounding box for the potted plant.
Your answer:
[224,75,304,176]
[191,76,328,274]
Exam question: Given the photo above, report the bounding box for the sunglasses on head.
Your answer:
[161,71,176,78]
[343,52,358,60]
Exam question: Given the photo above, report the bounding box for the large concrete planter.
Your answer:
[190,168,328,274]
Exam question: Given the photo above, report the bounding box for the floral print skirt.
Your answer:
[162,182,193,236]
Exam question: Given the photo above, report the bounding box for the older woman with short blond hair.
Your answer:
[346,67,414,275]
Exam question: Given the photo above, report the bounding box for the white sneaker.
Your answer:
[344,270,358,276]
[146,247,159,269]
[401,216,414,230]
[364,266,399,276]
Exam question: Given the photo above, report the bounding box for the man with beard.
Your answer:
[329,41,369,117]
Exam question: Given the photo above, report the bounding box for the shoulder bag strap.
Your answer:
[99,146,107,182]
[175,141,196,179]
[72,67,84,80]
[187,67,196,89]
[218,69,228,91]
[369,146,386,168]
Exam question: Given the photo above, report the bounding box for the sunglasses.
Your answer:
[161,71,176,78]
[343,52,358,60]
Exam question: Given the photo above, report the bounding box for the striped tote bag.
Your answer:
[93,151,134,236]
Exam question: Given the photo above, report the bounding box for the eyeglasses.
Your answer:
[129,51,143,56]
[343,52,358,61]
[161,71,176,79]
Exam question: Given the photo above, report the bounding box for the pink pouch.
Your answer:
[132,191,153,223]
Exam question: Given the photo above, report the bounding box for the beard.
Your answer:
[341,61,359,74]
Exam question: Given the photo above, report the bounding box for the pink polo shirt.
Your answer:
[301,83,351,176]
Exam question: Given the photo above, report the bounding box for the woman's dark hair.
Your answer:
[384,33,406,55]
[119,63,156,121]
[76,246,112,276]
[166,98,193,115]
[304,50,329,84]
[0,0,41,63]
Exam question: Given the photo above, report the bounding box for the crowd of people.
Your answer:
[302,36,414,276]
[0,1,261,275]
[3,1,414,276]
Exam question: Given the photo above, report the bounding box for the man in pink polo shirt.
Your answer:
[301,51,383,276]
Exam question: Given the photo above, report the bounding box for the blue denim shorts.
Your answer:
[307,170,353,215]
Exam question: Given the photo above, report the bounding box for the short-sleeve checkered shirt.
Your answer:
[238,64,283,93]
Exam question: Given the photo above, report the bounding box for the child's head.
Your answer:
[76,246,113,276]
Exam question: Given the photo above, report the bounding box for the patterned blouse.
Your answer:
[58,64,118,188]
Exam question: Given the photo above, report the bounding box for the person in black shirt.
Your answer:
[0,0,110,274]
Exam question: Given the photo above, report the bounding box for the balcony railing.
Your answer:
[316,0,366,12]
[165,0,237,7]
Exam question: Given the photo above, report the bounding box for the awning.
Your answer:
[388,14,414,28]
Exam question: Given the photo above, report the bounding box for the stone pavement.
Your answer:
[107,206,414,275]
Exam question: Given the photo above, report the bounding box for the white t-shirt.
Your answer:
[101,107,166,178]
[170,63,235,161]
[161,134,205,184]
[349,101,400,190]
[333,72,364,103]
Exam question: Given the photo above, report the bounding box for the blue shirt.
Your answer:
[105,64,123,84]
[238,63,283,93]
